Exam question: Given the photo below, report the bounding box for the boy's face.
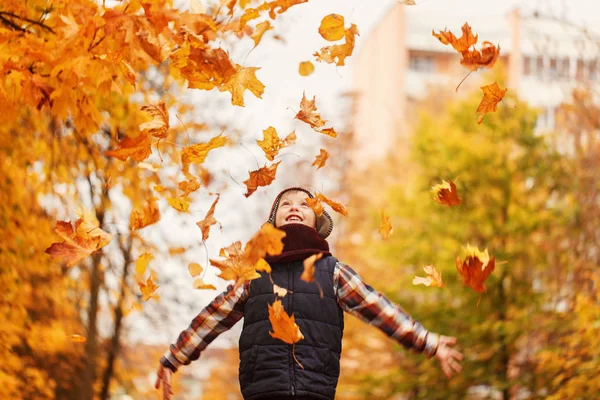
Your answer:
[275,190,317,229]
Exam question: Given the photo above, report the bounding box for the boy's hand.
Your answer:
[155,364,173,400]
[434,335,463,378]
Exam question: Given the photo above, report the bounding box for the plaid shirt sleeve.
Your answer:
[160,281,249,372]
[334,262,439,358]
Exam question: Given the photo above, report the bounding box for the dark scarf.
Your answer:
[265,223,331,264]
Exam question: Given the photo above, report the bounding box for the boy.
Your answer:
[156,187,463,399]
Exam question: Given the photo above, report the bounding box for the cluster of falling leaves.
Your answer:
[432,23,507,123]
[392,180,498,298]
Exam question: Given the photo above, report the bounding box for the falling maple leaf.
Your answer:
[167,197,190,212]
[139,102,169,139]
[244,161,280,197]
[105,132,152,162]
[244,223,287,265]
[196,194,220,241]
[319,127,337,138]
[255,258,272,274]
[455,244,496,293]
[181,135,227,175]
[169,247,187,255]
[45,219,110,267]
[312,148,329,169]
[295,92,327,129]
[460,41,501,72]
[400,0,416,4]
[193,278,217,290]
[314,23,359,66]
[432,23,478,54]
[413,265,445,288]
[188,262,203,277]
[138,275,159,301]
[256,126,296,161]
[301,253,323,282]
[135,252,154,276]
[476,82,507,124]
[379,209,393,239]
[318,14,345,41]
[130,198,161,230]
[432,180,461,206]
[251,21,273,47]
[306,196,325,216]
[268,299,304,344]
[219,64,265,106]
[307,193,348,217]
[178,177,201,197]
[267,0,308,19]
[273,284,288,297]
[298,61,314,76]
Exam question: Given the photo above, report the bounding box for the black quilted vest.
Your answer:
[238,255,344,400]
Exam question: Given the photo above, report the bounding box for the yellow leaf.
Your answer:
[379,209,393,239]
[314,23,359,66]
[244,162,280,197]
[312,148,329,169]
[196,194,219,241]
[105,132,152,162]
[256,126,296,161]
[188,262,203,277]
[412,265,445,288]
[318,14,345,41]
[130,198,161,230]
[138,276,159,301]
[135,252,154,276]
[70,334,87,343]
[167,197,190,212]
[181,135,227,175]
[193,278,217,290]
[252,21,273,47]
[255,258,272,274]
[219,64,265,106]
[298,61,314,76]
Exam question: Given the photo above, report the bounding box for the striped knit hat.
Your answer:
[267,187,334,239]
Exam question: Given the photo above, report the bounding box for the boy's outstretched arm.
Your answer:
[155,281,249,399]
[334,262,463,377]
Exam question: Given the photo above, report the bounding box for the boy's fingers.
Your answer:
[450,359,463,374]
[451,349,464,361]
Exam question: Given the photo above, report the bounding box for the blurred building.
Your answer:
[351,4,600,168]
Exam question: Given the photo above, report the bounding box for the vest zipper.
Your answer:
[289,265,296,396]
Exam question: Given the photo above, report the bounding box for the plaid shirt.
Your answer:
[161,262,439,371]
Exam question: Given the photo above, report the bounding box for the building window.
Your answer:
[409,55,435,73]
[523,56,532,76]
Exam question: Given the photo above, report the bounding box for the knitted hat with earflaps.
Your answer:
[267,187,334,239]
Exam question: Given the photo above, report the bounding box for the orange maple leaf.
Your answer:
[196,194,220,241]
[244,223,287,265]
[178,177,201,197]
[181,135,227,175]
[307,193,348,217]
[251,21,273,47]
[138,275,159,301]
[318,14,345,41]
[295,92,327,129]
[268,299,304,344]
[135,252,154,276]
[244,161,280,197]
[460,41,501,72]
[257,127,297,161]
[413,265,445,288]
[167,197,190,212]
[105,132,152,162]
[432,180,461,206]
[267,0,308,19]
[139,102,169,139]
[301,253,323,282]
[219,64,265,106]
[476,82,507,124]
[210,224,285,288]
[455,244,496,293]
[432,23,478,54]
[130,198,161,230]
[298,61,314,76]
[319,127,337,138]
[45,219,109,267]
[379,209,393,239]
[312,148,329,169]
[314,23,359,66]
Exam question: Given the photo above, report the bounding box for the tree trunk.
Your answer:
[82,251,103,400]
[100,236,133,400]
